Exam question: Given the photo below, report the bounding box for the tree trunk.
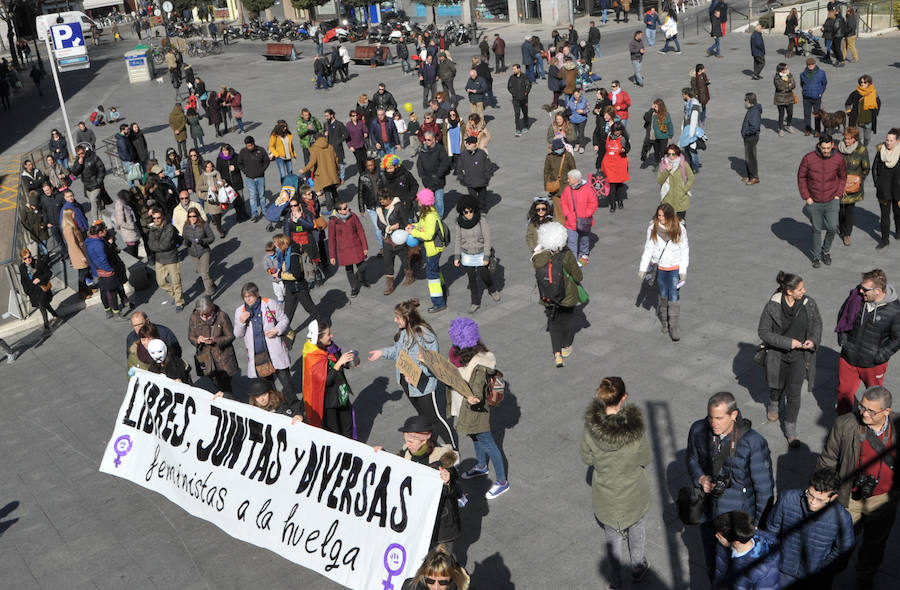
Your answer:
[432,5,437,24]
[6,27,19,70]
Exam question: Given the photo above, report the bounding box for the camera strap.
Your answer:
[859,422,895,471]
[711,429,737,479]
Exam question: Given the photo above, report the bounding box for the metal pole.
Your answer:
[43,31,74,149]
[569,0,575,25]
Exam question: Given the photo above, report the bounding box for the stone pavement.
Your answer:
[1,26,900,590]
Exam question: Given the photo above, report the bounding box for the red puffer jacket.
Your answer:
[601,135,630,183]
[327,213,368,266]
[797,147,848,203]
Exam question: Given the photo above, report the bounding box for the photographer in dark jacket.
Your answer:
[686,391,774,580]
[19,248,59,332]
[357,157,382,252]
[70,145,107,221]
[39,182,66,254]
[146,206,185,311]
[456,136,496,211]
[817,386,899,590]
[416,131,452,218]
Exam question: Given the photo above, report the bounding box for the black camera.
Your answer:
[711,474,731,498]
[853,474,879,500]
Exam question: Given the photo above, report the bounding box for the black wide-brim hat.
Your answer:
[398,415,434,433]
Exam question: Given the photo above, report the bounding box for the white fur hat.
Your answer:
[537,222,568,252]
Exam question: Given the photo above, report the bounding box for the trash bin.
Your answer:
[124,47,155,83]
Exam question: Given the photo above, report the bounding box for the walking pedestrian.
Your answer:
[376,192,412,294]
[456,137,495,212]
[740,93,762,185]
[628,31,645,87]
[268,120,296,180]
[773,63,796,136]
[872,128,900,248]
[845,74,880,147]
[658,145,693,219]
[532,222,583,367]
[296,108,323,165]
[188,296,239,393]
[491,34,505,73]
[837,127,870,246]
[147,207,185,311]
[602,122,630,212]
[169,102,188,160]
[181,206,217,296]
[800,58,827,136]
[750,23,766,80]
[757,271,822,446]
[639,204,689,340]
[18,248,60,331]
[327,202,369,298]
[507,64,531,137]
[797,135,846,267]
[690,64,711,124]
[300,320,355,437]
[681,88,702,173]
[453,196,499,312]
[417,131,451,218]
[237,135,269,222]
[560,169,597,265]
[644,7,661,46]
[407,189,448,313]
[438,51,458,103]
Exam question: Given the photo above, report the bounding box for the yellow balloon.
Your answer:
[404,102,413,113]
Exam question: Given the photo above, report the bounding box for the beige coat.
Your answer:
[196,169,223,216]
[301,137,342,188]
[63,222,89,270]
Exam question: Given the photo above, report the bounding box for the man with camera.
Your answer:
[686,391,774,579]
[817,386,899,590]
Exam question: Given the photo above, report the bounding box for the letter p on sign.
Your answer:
[51,22,84,50]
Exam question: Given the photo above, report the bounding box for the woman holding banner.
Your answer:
[301,320,356,438]
[214,378,303,422]
[401,544,470,590]
[368,299,457,450]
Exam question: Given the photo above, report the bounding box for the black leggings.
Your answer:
[608,182,627,208]
[769,354,806,424]
[839,202,855,237]
[324,406,353,438]
[547,305,575,353]
[404,380,457,449]
[879,199,900,241]
[777,104,794,130]
[465,265,494,304]
[351,147,366,177]
[653,138,668,163]
[383,242,408,277]
[99,276,127,311]
[283,281,319,327]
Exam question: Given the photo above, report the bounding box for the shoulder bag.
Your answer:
[644,240,669,287]
[568,186,592,232]
[545,155,566,194]
[845,174,861,194]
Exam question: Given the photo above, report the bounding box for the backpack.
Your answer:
[589,172,610,201]
[484,368,506,407]
[535,251,566,306]
[432,216,451,248]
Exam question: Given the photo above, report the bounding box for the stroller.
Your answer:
[794,30,824,57]
[577,61,601,92]
[264,173,300,232]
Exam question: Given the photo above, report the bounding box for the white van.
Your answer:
[35,12,102,42]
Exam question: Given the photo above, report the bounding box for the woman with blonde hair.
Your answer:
[61,208,92,298]
[267,119,296,180]
[639,203,689,341]
[401,544,470,590]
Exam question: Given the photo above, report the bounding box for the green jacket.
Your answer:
[839,142,869,204]
[580,400,651,529]
[454,351,495,435]
[531,248,582,308]
[651,113,674,140]
[657,158,694,213]
[297,115,323,150]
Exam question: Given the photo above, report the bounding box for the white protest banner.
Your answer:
[100,370,442,589]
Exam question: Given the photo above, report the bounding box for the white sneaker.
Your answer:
[485,481,510,499]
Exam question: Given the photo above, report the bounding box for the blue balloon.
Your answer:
[406,235,420,247]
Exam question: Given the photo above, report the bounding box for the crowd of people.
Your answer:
[5,10,900,590]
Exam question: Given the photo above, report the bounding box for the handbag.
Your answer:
[791,91,799,105]
[676,486,706,525]
[253,349,275,378]
[195,346,214,376]
[564,269,589,304]
[487,248,499,273]
[126,163,143,182]
[644,240,669,287]
[753,344,767,367]
[39,282,52,292]
[845,173,861,194]
[568,186,592,232]
[545,154,566,194]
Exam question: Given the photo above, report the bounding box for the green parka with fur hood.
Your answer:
[580,400,651,529]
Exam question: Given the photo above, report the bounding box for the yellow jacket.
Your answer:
[409,210,445,257]
[268,133,296,160]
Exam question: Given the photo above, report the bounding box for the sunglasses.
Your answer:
[291,204,301,208]
[152,215,163,220]
[188,214,198,218]
[22,255,33,261]
[667,152,678,156]
[535,206,548,212]
[337,207,349,212]
[424,578,451,587]
[860,285,876,292]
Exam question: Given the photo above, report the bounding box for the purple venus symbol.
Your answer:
[381,543,407,590]
[113,435,133,467]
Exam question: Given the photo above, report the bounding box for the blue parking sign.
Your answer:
[51,22,85,51]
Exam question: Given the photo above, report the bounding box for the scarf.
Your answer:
[837,140,858,155]
[457,209,481,229]
[879,143,900,169]
[611,87,622,105]
[857,84,878,111]
[659,155,688,185]
[219,150,232,161]
[247,298,266,354]
[334,211,351,221]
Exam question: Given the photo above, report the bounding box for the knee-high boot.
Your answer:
[657,297,669,333]
[668,302,681,341]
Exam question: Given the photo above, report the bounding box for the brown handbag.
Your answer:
[254,349,275,378]
[545,154,566,194]
[845,174,861,194]
[39,283,52,292]
[791,92,799,104]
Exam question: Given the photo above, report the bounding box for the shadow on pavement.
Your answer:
[0,500,20,537]
[470,551,514,589]
[770,216,811,259]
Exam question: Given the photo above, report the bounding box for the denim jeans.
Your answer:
[662,35,680,52]
[593,42,602,58]
[602,8,608,23]
[646,28,656,46]
[632,60,643,85]
[377,145,397,159]
[656,268,680,302]
[245,176,266,217]
[805,199,839,260]
[400,57,413,73]
[364,207,383,249]
[525,62,535,82]
[56,156,69,170]
[535,58,545,79]
[470,431,506,481]
[425,253,445,308]
[433,187,445,218]
[685,145,700,172]
[275,158,292,180]
[566,228,590,259]
[708,37,721,56]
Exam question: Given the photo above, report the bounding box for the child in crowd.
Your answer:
[393,110,408,149]
[91,105,107,126]
[407,112,421,156]
[263,241,286,304]
[109,107,122,122]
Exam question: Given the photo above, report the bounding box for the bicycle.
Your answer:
[187,40,207,58]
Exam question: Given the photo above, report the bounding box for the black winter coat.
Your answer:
[400,444,461,544]
[237,145,269,179]
[357,170,378,211]
[41,190,65,228]
[19,258,53,307]
[377,167,419,207]
[839,284,900,367]
[416,144,451,189]
[147,222,180,264]
[757,293,822,392]
[130,131,149,163]
[872,146,900,202]
[69,151,107,191]
[456,148,495,188]
[215,154,244,190]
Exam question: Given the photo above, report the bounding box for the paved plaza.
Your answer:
[1,17,900,590]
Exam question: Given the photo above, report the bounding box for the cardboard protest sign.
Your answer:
[419,349,472,397]
[396,350,423,387]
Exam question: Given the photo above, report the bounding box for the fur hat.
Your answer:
[449,317,480,349]
[537,221,568,252]
[551,138,565,151]
[416,188,435,206]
